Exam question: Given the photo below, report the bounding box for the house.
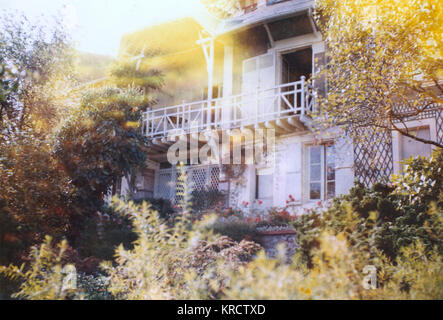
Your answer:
[118,0,443,213]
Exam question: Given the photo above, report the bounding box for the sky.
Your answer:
[0,0,205,57]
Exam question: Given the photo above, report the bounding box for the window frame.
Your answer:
[392,118,437,174]
[306,143,335,201]
[255,167,274,201]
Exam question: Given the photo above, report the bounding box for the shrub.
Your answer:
[77,272,112,300]
[223,232,443,300]
[0,236,84,300]
[132,197,174,220]
[102,198,260,299]
[207,219,258,242]
[2,197,441,300]
[294,149,443,267]
[191,189,227,213]
[74,206,137,261]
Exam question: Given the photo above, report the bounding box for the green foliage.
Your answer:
[314,0,443,147]
[207,219,258,242]
[0,236,83,300]
[191,189,227,213]
[54,87,150,213]
[77,272,112,300]
[0,131,76,264]
[223,233,443,300]
[132,197,174,220]
[296,149,443,265]
[75,207,137,261]
[374,242,443,299]
[102,198,260,299]
[2,191,441,300]
[109,61,164,92]
[391,151,443,210]
[0,11,74,134]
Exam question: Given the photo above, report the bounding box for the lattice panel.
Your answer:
[190,168,208,192]
[156,165,221,204]
[354,127,394,186]
[209,167,221,191]
[393,101,441,122]
[436,108,443,145]
[355,101,442,186]
[156,171,174,200]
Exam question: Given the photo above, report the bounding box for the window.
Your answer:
[392,119,437,174]
[308,144,335,200]
[401,126,432,159]
[256,168,273,200]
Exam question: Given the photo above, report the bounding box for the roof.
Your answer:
[216,0,314,36]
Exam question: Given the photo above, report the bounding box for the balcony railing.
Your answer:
[142,77,314,138]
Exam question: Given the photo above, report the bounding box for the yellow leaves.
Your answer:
[368,211,377,222]
[105,110,125,120]
[123,121,140,129]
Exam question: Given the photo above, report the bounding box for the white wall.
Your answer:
[231,129,355,211]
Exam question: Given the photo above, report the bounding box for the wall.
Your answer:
[256,230,298,259]
[231,129,355,212]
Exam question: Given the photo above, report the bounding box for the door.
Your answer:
[242,52,276,124]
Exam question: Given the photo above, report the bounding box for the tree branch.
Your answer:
[390,118,442,148]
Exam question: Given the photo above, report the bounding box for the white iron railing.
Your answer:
[142,77,314,138]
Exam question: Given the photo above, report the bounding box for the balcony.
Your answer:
[142,77,315,140]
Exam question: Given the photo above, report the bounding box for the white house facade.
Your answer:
[118,0,443,214]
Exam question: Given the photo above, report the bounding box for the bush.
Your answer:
[0,236,84,300]
[223,233,443,300]
[132,197,174,220]
[191,189,227,213]
[102,198,260,299]
[295,149,443,267]
[74,206,137,261]
[2,195,442,300]
[207,219,258,242]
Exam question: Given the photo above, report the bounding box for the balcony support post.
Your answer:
[301,76,306,115]
[198,34,215,130]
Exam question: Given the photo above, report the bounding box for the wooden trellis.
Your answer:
[354,127,394,186]
[354,103,443,185]
[154,164,221,204]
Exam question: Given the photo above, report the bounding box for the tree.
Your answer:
[314,0,443,148]
[200,0,241,19]
[0,12,78,267]
[0,12,74,136]
[54,87,151,215]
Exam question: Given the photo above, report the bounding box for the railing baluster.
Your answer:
[144,78,315,139]
[300,76,306,115]
[163,108,167,135]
